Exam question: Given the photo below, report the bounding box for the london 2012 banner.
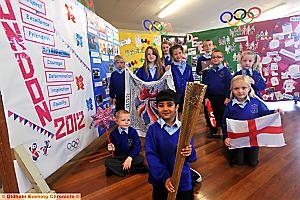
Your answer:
[0,0,98,192]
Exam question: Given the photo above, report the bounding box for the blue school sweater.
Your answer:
[109,70,125,99]
[109,126,141,158]
[171,62,194,99]
[203,66,232,98]
[164,55,172,66]
[222,97,275,138]
[145,122,196,191]
[136,67,160,82]
[234,70,266,98]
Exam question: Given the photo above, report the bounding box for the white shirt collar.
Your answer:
[157,117,181,129]
[118,127,128,134]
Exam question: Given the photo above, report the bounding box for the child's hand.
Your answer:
[122,156,132,170]
[107,143,115,151]
[181,145,192,157]
[224,138,231,147]
[165,65,171,71]
[165,178,175,193]
[224,98,230,105]
[276,108,284,115]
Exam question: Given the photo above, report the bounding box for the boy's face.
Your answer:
[232,79,250,102]
[116,113,131,129]
[172,48,183,63]
[211,52,224,65]
[203,41,214,53]
[115,59,125,70]
[162,44,170,54]
[157,101,178,123]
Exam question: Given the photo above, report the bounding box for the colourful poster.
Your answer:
[188,16,300,101]
[86,10,119,135]
[0,0,97,192]
[119,31,161,73]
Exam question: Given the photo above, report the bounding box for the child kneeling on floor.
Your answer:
[105,110,148,177]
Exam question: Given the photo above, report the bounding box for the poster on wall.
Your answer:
[119,31,161,73]
[86,10,119,135]
[188,15,300,101]
[0,0,98,192]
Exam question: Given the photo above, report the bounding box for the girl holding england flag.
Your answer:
[222,75,284,167]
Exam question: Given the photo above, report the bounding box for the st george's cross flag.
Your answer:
[226,112,286,149]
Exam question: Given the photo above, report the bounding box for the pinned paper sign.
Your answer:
[269,39,280,49]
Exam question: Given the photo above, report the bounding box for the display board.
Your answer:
[188,16,300,101]
[86,10,119,135]
[119,31,161,73]
[0,0,112,192]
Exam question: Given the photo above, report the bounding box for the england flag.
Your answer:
[226,112,286,149]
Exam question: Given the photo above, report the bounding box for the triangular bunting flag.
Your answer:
[36,126,40,131]
[8,110,13,118]
[32,124,36,130]
[24,119,28,125]
[14,114,18,120]
[40,128,44,133]
[29,122,33,127]
[19,116,24,123]
[44,130,48,135]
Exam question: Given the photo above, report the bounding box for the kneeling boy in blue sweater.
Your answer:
[145,89,196,200]
[105,110,148,177]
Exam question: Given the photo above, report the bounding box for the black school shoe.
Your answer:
[105,168,113,177]
[190,168,202,183]
[129,165,149,174]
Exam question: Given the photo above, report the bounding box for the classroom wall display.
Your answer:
[119,31,161,73]
[0,0,101,192]
[86,10,119,135]
[187,15,300,101]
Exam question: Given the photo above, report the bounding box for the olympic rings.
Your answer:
[142,19,172,35]
[67,138,79,151]
[220,7,261,26]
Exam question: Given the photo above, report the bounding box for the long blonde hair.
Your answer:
[143,46,164,79]
[230,75,256,100]
[240,49,262,72]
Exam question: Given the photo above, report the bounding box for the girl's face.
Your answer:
[157,101,178,125]
[211,52,224,65]
[232,79,250,102]
[116,113,131,129]
[241,54,255,70]
[162,44,170,54]
[172,48,183,63]
[147,49,157,64]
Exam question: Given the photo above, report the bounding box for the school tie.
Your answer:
[121,130,126,135]
[166,55,170,61]
[246,69,251,76]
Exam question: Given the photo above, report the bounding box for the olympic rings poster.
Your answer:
[187,15,300,102]
[119,31,162,72]
[0,0,100,192]
[219,7,261,26]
